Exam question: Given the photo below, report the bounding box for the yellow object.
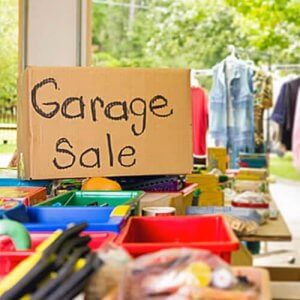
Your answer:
[82,177,121,191]
[236,168,268,181]
[111,205,131,217]
[0,253,43,295]
[36,230,62,252]
[198,191,224,206]
[75,258,86,271]
[186,174,219,192]
[0,230,63,295]
[0,231,88,297]
[185,261,212,287]
[207,147,227,173]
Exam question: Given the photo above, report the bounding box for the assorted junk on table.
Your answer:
[0,168,275,299]
[2,46,293,299]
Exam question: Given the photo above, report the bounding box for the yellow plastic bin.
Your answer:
[180,182,198,210]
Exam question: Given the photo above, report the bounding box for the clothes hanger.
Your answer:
[225,45,239,64]
[190,70,201,87]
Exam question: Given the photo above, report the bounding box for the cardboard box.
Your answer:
[0,187,46,206]
[18,67,193,179]
[139,192,183,216]
[139,183,197,215]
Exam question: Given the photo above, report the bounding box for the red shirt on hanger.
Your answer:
[191,87,208,155]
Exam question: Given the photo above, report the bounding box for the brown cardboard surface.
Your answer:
[139,192,183,215]
[18,67,193,179]
[237,195,291,242]
[231,243,253,266]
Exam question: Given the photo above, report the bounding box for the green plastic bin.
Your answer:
[35,191,144,214]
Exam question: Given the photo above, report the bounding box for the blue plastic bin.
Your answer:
[22,206,129,232]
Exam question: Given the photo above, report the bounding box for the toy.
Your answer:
[0,219,31,250]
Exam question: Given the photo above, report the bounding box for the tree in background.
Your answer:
[0,0,18,106]
[92,0,300,68]
[93,0,154,67]
[226,0,300,63]
[145,0,249,68]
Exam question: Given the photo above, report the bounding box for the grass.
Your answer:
[270,152,300,182]
[0,144,16,154]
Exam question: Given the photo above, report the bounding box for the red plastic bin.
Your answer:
[0,232,115,277]
[116,215,239,263]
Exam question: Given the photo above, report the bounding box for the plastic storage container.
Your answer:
[141,183,197,215]
[0,178,52,194]
[21,206,130,232]
[0,187,47,206]
[186,206,263,224]
[116,215,239,262]
[35,190,143,209]
[0,232,115,277]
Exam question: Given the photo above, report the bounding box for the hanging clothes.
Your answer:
[252,69,273,153]
[209,59,254,168]
[191,87,208,155]
[271,78,300,150]
[293,88,300,170]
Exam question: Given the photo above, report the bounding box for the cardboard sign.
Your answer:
[18,67,193,179]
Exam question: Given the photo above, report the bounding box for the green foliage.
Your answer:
[270,153,300,182]
[0,0,18,104]
[145,0,249,68]
[92,0,300,68]
[226,0,300,63]
[92,1,154,67]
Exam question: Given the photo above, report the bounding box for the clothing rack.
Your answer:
[191,69,213,77]
[190,69,213,88]
[234,47,272,67]
[272,64,300,72]
[192,47,275,158]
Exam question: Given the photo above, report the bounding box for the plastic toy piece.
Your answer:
[231,200,269,209]
[81,177,121,191]
[0,223,88,298]
[185,261,212,287]
[212,266,236,289]
[110,205,131,217]
[0,199,29,222]
[0,219,31,250]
